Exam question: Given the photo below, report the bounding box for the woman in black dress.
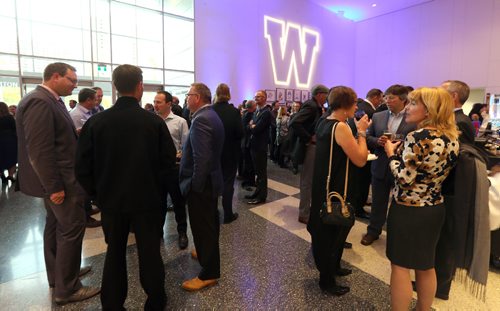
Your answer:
[307,86,370,296]
[0,102,17,184]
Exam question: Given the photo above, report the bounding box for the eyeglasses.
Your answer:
[64,76,78,85]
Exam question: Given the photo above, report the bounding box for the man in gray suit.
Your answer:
[361,84,416,246]
[179,82,225,291]
[16,62,100,304]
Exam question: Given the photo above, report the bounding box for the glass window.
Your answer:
[164,85,189,99]
[0,76,21,105]
[111,36,138,65]
[91,0,112,63]
[142,68,164,84]
[164,16,193,71]
[0,0,16,18]
[0,17,18,53]
[164,70,193,86]
[163,0,193,18]
[20,57,93,81]
[115,0,162,11]
[0,54,19,75]
[94,63,112,80]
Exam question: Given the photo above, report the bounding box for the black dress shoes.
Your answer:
[247,199,265,205]
[321,285,350,296]
[244,193,257,199]
[178,232,188,250]
[86,216,102,228]
[355,211,370,220]
[343,242,352,249]
[336,268,352,276]
[54,286,100,305]
[360,234,379,246]
[223,213,239,224]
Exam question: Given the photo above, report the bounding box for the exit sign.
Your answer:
[97,64,107,72]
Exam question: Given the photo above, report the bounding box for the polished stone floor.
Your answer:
[0,163,499,310]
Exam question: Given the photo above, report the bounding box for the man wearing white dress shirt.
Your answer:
[70,88,97,131]
[69,87,101,228]
[154,90,190,249]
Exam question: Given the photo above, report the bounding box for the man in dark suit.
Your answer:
[241,100,257,188]
[75,64,176,310]
[16,62,100,304]
[179,82,225,291]
[213,83,243,224]
[289,84,328,223]
[429,80,476,300]
[361,84,416,246]
[352,88,384,219]
[245,90,273,204]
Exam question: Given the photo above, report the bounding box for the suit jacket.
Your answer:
[455,109,475,145]
[241,110,254,149]
[289,99,322,143]
[249,105,272,152]
[367,110,417,180]
[357,99,376,119]
[75,96,176,213]
[213,101,243,163]
[16,85,85,198]
[179,106,224,197]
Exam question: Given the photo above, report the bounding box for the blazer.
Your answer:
[249,105,272,152]
[367,110,417,180]
[241,110,254,149]
[75,96,176,213]
[16,85,85,198]
[455,109,475,145]
[213,101,244,163]
[179,106,224,197]
[357,99,376,119]
[289,99,322,143]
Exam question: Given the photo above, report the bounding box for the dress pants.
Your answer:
[221,157,238,220]
[435,195,456,296]
[187,181,221,280]
[250,149,268,201]
[241,147,255,185]
[101,209,166,311]
[367,175,393,237]
[492,229,500,258]
[299,144,316,220]
[352,162,371,214]
[311,222,351,288]
[43,196,86,298]
[161,166,187,235]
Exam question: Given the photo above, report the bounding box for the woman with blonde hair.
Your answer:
[384,87,459,310]
[275,106,290,167]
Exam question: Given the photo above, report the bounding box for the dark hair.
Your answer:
[112,64,143,94]
[0,102,9,117]
[78,88,96,103]
[91,86,102,92]
[366,88,383,98]
[215,83,231,102]
[385,84,409,103]
[468,103,486,121]
[156,90,173,103]
[191,82,211,104]
[328,86,357,111]
[43,62,76,81]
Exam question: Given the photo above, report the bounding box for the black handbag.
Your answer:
[319,122,355,228]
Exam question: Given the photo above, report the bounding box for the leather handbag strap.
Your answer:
[325,121,350,205]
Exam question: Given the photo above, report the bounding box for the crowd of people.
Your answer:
[2,61,499,310]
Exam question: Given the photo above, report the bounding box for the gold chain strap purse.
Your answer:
[319,121,355,227]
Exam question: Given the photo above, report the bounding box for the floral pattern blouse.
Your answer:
[388,128,459,207]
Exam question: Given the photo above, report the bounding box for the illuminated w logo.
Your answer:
[264,15,320,88]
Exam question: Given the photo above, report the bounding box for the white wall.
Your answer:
[195,0,356,104]
[354,0,500,97]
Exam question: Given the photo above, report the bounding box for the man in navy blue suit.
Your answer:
[179,82,225,291]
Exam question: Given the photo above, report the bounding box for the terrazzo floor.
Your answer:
[0,162,499,310]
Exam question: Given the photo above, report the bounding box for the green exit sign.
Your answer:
[97,64,107,72]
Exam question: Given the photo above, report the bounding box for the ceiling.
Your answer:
[308,0,434,22]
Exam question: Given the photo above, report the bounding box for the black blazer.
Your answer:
[455,109,475,145]
[213,101,243,163]
[241,110,254,149]
[75,96,176,213]
[357,99,376,119]
[289,99,322,143]
[249,105,272,152]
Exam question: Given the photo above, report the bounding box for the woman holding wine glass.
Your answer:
[384,87,459,311]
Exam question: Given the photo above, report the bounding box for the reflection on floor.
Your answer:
[0,163,499,310]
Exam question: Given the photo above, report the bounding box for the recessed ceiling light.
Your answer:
[372,3,377,7]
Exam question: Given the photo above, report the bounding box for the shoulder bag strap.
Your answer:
[325,121,350,211]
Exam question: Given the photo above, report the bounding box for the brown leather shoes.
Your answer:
[54,286,100,305]
[181,277,217,291]
[361,234,379,246]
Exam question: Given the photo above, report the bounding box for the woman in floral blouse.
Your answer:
[384,87,459,311]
